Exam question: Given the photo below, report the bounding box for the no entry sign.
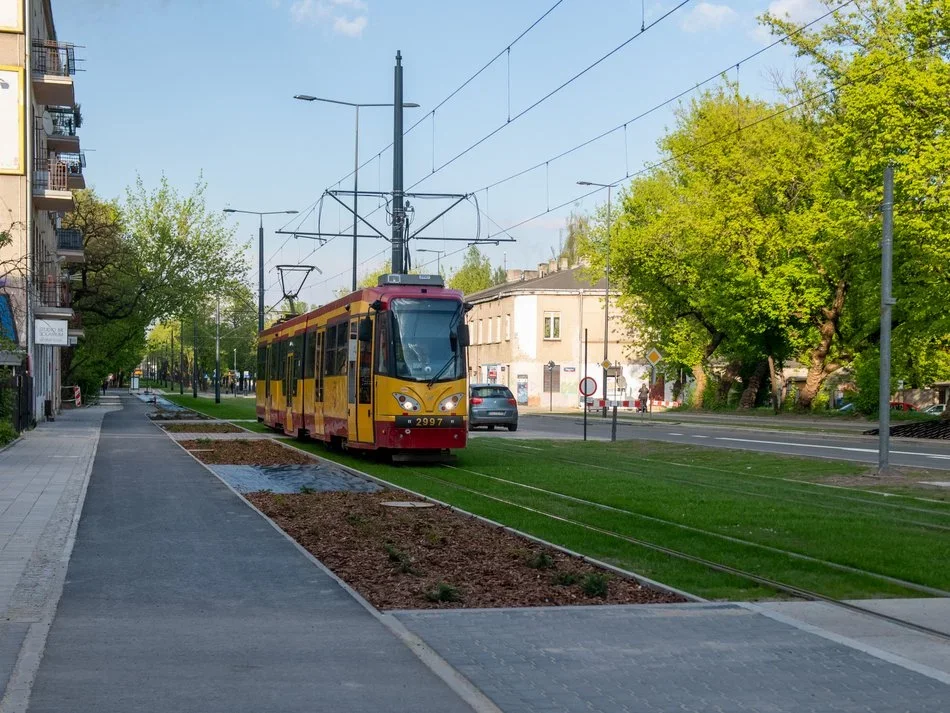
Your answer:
[579,376,597,397]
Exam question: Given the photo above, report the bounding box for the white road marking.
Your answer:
[715,436,950,461]
[692,435,709,439]
[668,432,684,436]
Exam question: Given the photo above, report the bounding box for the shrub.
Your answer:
[581,573,609,598]
[425,582,461,603]
[298,485,317,494]
[552,571,581,586]
[527,552,555,569]
[0,420,16,447]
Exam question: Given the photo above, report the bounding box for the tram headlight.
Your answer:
[392,392,421,412]
[438,393,465,412]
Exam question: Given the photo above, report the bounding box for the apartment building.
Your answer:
[465,259,661,409]
[0,0,85,420]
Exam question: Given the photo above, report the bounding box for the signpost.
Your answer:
[583,329,588,441]
[546,360,556,412]
[579,375,597,444]
[645,348,663,415]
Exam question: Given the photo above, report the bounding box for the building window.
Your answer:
[478,319,483,345]
[495,316,501,343]
[543,312,561,340]
[505,314,511,341]
[487,318,492,344]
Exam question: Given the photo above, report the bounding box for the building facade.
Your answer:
[0,0,85,420]
[465,259,667,409]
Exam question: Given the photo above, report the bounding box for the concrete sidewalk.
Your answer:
[23,395,473,713]
[0,406,110,710]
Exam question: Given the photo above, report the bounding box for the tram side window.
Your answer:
[324,325,337,376]
[315,330,325,401]
[257,346,266,382]
[376,313,391,376]
[277,340,286,381]
[304,331,315,379]
[265,345,271,397]
[336,322,348,374]
[293,347,301,397]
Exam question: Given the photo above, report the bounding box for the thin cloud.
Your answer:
[752,0,823,44]
[289,0,368,37]
[680,2,738,33]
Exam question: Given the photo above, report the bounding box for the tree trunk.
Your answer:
[767,355,781,413]
[738,360,768,409]
[798,281,847,409]
[691,364,707,408]
[717,360,742,405]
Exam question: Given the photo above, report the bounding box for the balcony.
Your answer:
[56,228,84,263]
[33,279,73,319]
[31,40,79,107]
[68,312,84,340]
[43,107,80,153]
[33,158,74,211]
[61,152,85,189]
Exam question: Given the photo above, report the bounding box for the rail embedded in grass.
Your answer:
[164,395,258,422]
[282,438,950,602]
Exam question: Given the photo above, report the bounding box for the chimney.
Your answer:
[522,270,539,280]
[505,269,523,283]
[548,259,557,273]
[538,262,547,277]
[559,257,569,271]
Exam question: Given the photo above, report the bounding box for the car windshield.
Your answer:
[472,386,513,399]
[390,298,465,382]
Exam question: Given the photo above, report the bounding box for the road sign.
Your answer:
[600,359,611,370]
[646,348,663,366]
[579,376,597,397]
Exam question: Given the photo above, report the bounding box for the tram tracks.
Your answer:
[392,462,950,643]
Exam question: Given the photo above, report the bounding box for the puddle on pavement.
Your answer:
[208,464,382,494]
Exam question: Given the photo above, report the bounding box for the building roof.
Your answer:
[465,266,607,302]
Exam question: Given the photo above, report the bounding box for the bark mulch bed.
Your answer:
[150,410,212,421]
[246,490,685,610]
[180,439,313,465]
[163,422,245,434]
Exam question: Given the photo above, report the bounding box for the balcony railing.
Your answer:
[57,228,83,251]
[61,151,85,177]
[47,106,79,138]
[34,158,68,191]
[35,279,71,309]
[32,40,77,77]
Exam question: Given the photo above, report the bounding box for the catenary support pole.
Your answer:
[352,105,360,291]
[180,320,184,395]
[215,296,221,404]
[611,403,618,442]
[602,184,611,418]
[258,215,265,333]
[192,317,198,399]
[879,163,894,474]
[391,51,405,274]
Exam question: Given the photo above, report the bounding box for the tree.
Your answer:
[761,0,950,407]
[448,246,493,296]
[599,87,823,408]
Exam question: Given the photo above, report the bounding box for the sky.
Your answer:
[55,0,827,309]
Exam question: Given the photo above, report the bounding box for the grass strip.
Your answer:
[164,395,258,421]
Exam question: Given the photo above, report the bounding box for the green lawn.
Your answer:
[282,437,950,601]
[163,394,258,421]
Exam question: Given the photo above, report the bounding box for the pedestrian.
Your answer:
[101,379,108,395]
[638,383,650,413]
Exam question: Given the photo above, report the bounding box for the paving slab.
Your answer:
[25,396,471,713]
[394,603,950,712]
[208,464,383,494]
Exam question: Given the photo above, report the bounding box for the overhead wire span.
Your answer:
[495,32,944,236]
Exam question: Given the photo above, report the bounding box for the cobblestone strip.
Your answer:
[0,406,114,713]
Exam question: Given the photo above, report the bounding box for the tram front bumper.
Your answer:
[374,421,468,450]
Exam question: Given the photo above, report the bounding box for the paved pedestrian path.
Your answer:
[395,604,950,712]
[0,406,110,710]
[23,395,472,713]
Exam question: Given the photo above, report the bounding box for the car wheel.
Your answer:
[508,423,518,432]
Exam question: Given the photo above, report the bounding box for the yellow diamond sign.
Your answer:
[646,348,663,366]
[600,360,611,370]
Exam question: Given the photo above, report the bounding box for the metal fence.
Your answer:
[31,40,77,77]
[57,228,83,251]
[0,371,32,434]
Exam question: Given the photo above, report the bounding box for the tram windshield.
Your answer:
[389,298,465,382]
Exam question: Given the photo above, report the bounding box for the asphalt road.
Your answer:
[472,412,950,471]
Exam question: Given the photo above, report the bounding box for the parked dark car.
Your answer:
[469,384,518,431]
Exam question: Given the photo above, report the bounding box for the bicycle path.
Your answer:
[24,395,473,713]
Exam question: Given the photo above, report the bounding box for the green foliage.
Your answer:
[580,572,610,598]
[0,420,16,446]
[526,551,555,570]
[425,582,461,603]
[298,485,317,495]
[551,571,582,586]
[448,246,494,296]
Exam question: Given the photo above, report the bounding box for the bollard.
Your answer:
[611,403,618,442]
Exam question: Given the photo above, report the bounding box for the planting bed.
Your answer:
[162,422,244,434]
[180,439,313,465]
[247,490,684,610]
[150,409,211,421]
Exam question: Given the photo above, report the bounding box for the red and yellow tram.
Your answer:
[256,274,469,454]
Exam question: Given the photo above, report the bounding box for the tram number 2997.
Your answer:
[394,416,463,428]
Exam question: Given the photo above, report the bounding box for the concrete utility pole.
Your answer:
[192,317,198,399]
[179,320,184,395]
[391,51,406,274]
[878,164,895,474]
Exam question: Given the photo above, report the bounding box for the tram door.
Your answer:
[284,349,296,433]
[346,316,375,446]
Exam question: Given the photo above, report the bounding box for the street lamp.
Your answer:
[416,248,446,274]
[577,180,614,418]
[294,94,420,291]
[222,208,298,333]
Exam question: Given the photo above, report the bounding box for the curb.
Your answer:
[156,423,503,713]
